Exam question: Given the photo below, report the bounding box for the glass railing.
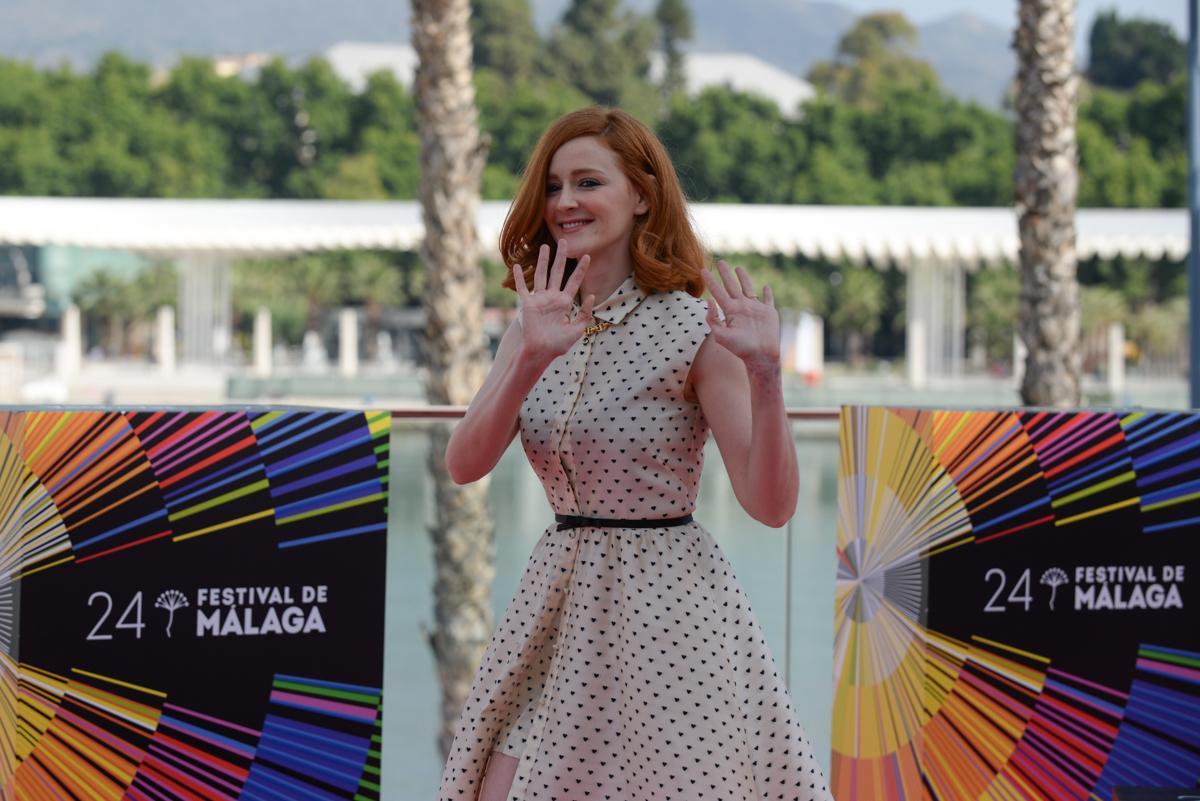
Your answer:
[381,409,840,800]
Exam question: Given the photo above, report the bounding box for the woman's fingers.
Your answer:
[579,292,596,322]
[549,239,569,291]
[703,265,733,309]
[735,265,756,298]
[529,241,585,296]
[512,263,529,298]
[563,253,591,298]
[762,284,775,308]
[716,259,742,299]
[533,243,550,291]
[706,296,724,326]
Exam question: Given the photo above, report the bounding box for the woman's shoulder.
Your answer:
[643,288,708,314]
[639,289,710,340]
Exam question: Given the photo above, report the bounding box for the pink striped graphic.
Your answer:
[267,690,379,723]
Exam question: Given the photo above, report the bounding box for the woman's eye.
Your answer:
[579,178,600,188]
[545,183,560,194]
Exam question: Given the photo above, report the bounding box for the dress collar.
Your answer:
[589,274,646,325]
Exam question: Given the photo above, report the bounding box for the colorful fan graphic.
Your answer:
[0,409,390,800]
[833,407,1200,800]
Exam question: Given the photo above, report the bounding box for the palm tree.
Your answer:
[1015,0,1081,406]
[410,0,495,759]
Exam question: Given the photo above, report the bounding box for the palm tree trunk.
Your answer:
[1015,0,1081,406]
[411,0,494,760]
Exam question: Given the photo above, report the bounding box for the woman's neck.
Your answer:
[579,254,634,307]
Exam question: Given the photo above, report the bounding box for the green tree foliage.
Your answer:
[1072,255,1185,367]
[72,261,178,355]
[548,0,659,117]
[967,267,1019,362]
[73,268,134,354]
[471,0,539,80]
[352,71,421,198]
[659,89,796,202]
[475,69,590,193]
[128,262,180,315]
[68,54,170,196]
[658,83,1013,207]
[232,252,414,346]
[1088,10,1184,90]
[965,254,1187,367]
[253,58,358,198]
[1127,76,1186,155]
[1076,77,1185,208]
[0,3,1184,212]
[0,52,427,200]
[156,57,255,196]
[655,0,693,101]
[852,86,1012,205]
[826,265,885,364]
[1081,284,1129,335]
[807,12,939,110]
[1078,255,1180,311]
[481,258,518,308]
[1130,295,1187,360]
[343,252,409,357]
[0,61,75,194]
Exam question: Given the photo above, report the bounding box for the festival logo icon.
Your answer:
[155,589,189,638]
[1040,567,1069,611]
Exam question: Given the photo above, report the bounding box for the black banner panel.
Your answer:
[832,407,1199,800]
[0,409,390,800]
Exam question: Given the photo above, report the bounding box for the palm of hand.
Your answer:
[521,290,588,357]
[703,261,781,367]
[709,296,779,362]
[514,243,595,363]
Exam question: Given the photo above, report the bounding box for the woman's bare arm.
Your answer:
[445,320,546,483]
[688,262,798,526]
[445,243,594,484]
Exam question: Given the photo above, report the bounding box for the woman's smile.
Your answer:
[556,218,593,231]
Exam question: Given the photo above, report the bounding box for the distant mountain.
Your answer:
[917,14,1014,109]
[0,0,1013,110]
[679,0,857,78]
[0,0,411,67]
[535,0,1013,109]
[533,0,855,77]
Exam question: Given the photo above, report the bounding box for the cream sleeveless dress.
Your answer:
[438,276,833,801]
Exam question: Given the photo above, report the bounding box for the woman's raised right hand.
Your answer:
[512,241,594,365]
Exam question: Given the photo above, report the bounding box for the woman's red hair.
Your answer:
[499,107,705,297]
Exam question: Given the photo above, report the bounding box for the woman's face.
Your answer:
[543,136,648,268]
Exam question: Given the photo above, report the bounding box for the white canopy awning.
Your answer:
[0,197,1187,266]
[688,205,1188,265]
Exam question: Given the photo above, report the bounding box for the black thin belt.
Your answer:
[555,513,693,531]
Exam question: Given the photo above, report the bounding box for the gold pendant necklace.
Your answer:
[582,320,612,344]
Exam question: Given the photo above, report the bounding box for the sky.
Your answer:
[537,0,1190,58]
[835,0,1184,30]
[835,0,1186,49]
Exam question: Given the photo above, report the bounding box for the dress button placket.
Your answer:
[554,336,594,516]
[510,341,592,796]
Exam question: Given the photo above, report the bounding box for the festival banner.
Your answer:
[0,408,390,799]
[832,407,1199,800]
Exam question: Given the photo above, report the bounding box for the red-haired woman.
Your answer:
[439,107,832,801]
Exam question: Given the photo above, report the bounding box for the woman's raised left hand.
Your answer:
[702,260,781,372]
